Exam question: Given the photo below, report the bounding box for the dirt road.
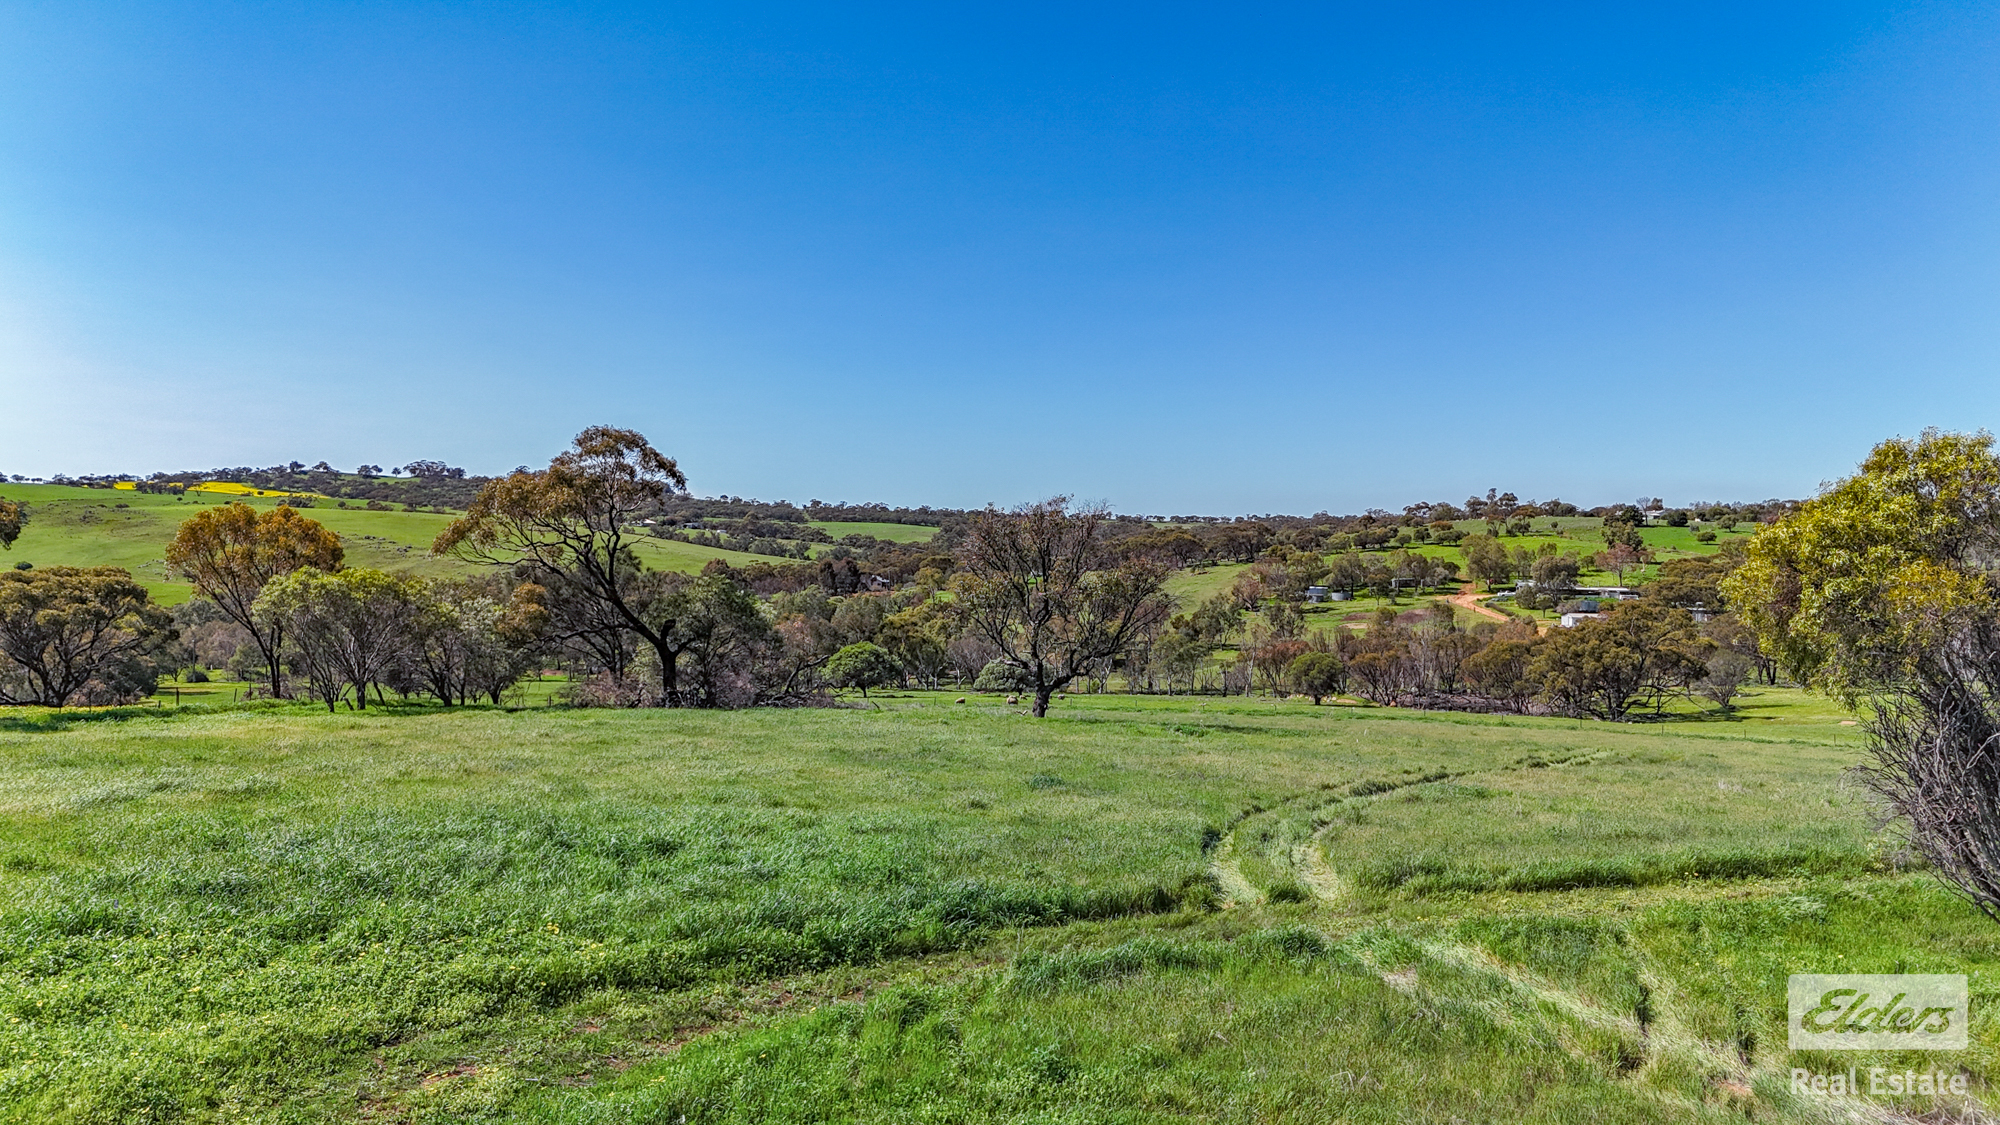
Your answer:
[1446,582,1510,623]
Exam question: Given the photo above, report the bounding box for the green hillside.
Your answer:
[0,485,779,604]
[807,520,940,544]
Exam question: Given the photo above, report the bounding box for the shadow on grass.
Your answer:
[0,704,193,734]
[0,697,581,733]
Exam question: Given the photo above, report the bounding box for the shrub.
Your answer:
[1288,651,1345,704]
[973,660,1029,692]
[825,642,899,697]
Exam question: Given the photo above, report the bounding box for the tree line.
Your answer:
[0,426,1785,718]
[0,429,1163,715]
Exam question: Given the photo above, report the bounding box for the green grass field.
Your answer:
[807,521,940,544]
[2,690,1992,1122]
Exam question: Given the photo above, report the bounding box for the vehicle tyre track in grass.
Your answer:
[1206,829,1263,907]
[1291,836,1348,903]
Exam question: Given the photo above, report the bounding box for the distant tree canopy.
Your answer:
[166,503,344,698]
[32,425,1811,716]
[0,498,20,550]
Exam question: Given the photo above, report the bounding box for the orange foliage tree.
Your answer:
[165,503,344,697]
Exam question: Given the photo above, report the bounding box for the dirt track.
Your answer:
[1445,582,1509,623]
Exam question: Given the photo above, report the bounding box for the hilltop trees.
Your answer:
[955,498,1173,716]
[436,426,702,705]
[166,503,344,697]
[0,567,171,706]
[1726,429,2000,920]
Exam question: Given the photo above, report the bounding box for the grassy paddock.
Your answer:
[0,486,780,602]
[0,694,1994,1122]
[806,522,940,544]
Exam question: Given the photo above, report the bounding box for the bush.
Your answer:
[1288,651,1345,704]
[825,642,899,697]
[973,660,1029,692]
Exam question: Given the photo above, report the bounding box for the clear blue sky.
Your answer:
[2,3,1996,514]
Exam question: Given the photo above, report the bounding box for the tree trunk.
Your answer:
[655,638,681,707]
[1032,687,1052,717]
[259,627,286,700]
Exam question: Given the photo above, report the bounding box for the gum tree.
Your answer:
[954,498,1172,717]
[165,503,344,697]
[0,566,171,706]
[435,426,698,705]
[1725,429,2000,920]
[254,568,417,711]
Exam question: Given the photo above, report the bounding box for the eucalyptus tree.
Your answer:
[166,503,344,697]
[436,426,700,705]
[0,566,170,706]
[954,498,1172,717]
[1727,430,2000,920]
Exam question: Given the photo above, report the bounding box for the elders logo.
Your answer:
[1788,974,1968,1050]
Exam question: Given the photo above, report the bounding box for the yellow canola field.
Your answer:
[110,480,323,499]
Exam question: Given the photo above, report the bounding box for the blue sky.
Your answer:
[2,3,1996,514]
